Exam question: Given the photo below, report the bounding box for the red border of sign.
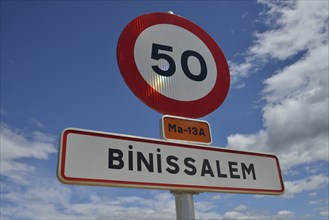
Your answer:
[117,12,230,118]
[58,128,284,195]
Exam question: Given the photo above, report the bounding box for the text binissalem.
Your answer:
[108,145,256,180]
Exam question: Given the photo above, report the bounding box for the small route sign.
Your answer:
[161,115,212,144]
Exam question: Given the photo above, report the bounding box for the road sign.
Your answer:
[57,128,284,195]
[117,12,230,118]
[161,115,212,144]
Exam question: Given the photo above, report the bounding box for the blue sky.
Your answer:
[1,0,328,219]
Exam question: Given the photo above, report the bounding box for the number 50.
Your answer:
[151,43,207,82]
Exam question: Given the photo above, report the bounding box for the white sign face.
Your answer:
[58,128,284,195]
[134,24,217,101]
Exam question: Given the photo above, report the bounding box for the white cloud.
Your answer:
[0,123,55,160]
[79,192,176,219]
[227,0,329,170]
[229,60,253,86]
[223,209,266,220]
[230,0,328,77]
[223,211,245,220]
[211,195,222,200]
[308,192,317,198]
[1,174,177,220]
[307,198,329,218]
[222,209,297,220]
[195,208,223,219]
[228,49,329,169]
[234,204,248,211]
[252,1,328,60]
[277,210,295,219]
[320,211,329,217]
[1,177,77,219]
[195,200,216,213]
[0,123,57,183]
[283,175,329,198]
[304,162,327,174]
[229,0,328,88]
[313,206,329,217]
[309,198,329,206]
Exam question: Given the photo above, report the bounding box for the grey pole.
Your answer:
[171,191,196,220]
[161,11,197,219]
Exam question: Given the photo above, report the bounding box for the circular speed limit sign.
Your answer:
[117,12,230,118]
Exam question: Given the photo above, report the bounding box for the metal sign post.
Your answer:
[172,191,196,220]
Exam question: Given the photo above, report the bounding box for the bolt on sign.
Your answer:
[161,115,212,144]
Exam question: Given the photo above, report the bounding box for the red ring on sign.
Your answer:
[117,12,230,118]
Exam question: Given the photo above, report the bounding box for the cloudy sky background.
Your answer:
[1,0,328,219]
